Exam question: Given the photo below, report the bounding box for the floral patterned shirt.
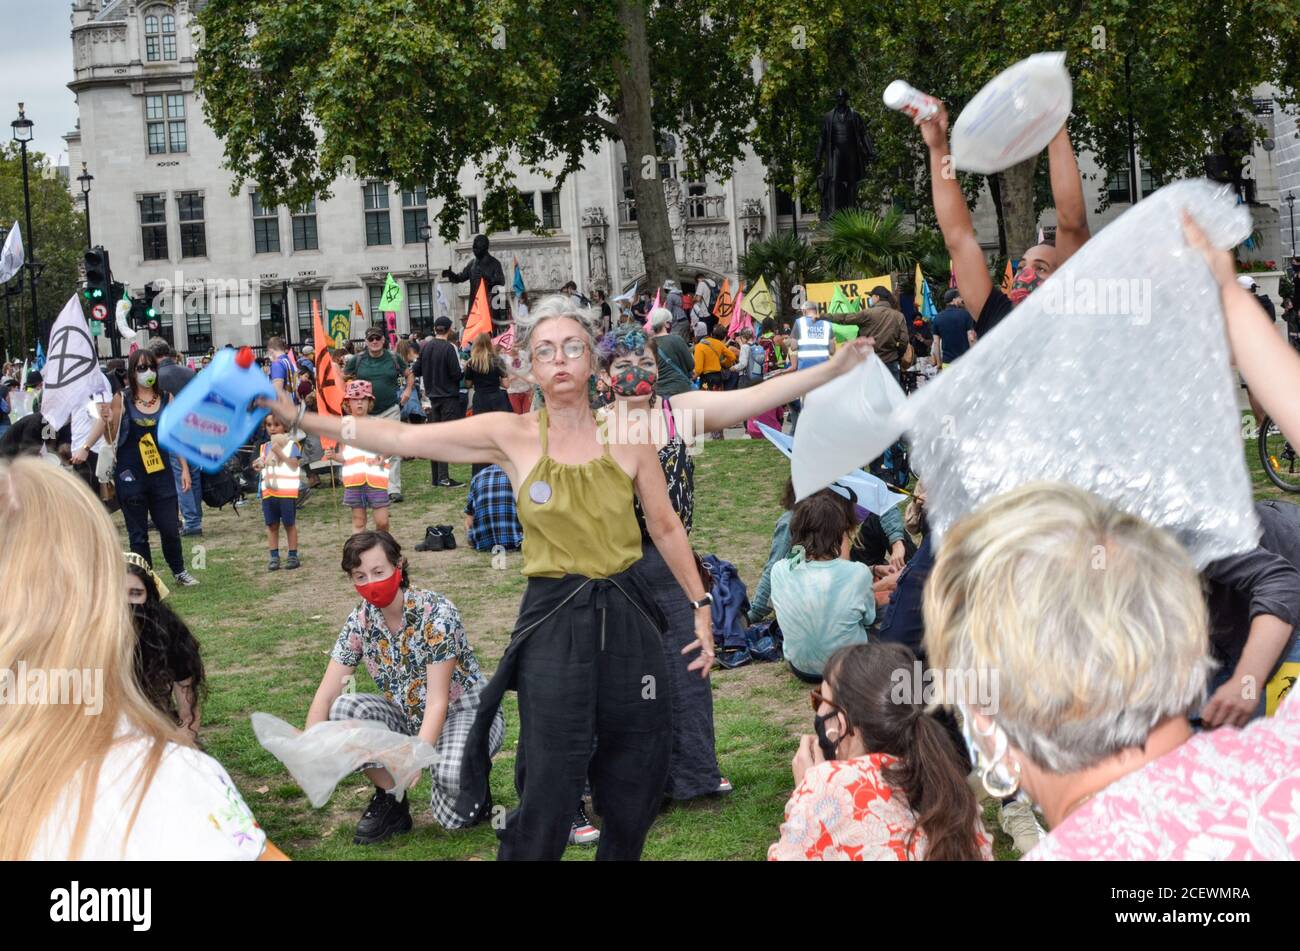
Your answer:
[1026,692,1300,861]
[768,753,993,861]
[331,588,483,733]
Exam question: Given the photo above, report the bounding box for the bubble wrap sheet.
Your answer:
[794,179,1259,567]
[897,179,1258,566]
[251,712,440,807]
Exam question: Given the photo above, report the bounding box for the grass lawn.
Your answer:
[122,415,1289,861]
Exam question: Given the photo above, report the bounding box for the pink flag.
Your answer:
[652,289,663,311]
[728,282,751,336]
[493,326,515,350]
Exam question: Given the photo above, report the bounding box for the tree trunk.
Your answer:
[613,0,678,293]
[995,154,1040,261]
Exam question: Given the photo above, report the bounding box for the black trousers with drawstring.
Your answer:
[458,569,672,861]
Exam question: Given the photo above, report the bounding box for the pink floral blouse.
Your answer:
[1027,692,1300,861]
[769,753,993,861]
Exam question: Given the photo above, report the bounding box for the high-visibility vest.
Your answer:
[340,443,389,490]
[795,316,832,369]
[259,441,301,499]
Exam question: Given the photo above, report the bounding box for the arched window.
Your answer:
[144,6,177,62]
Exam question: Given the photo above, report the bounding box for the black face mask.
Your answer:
[813,710,842,761]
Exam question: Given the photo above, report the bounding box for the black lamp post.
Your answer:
[77,162,94,247]
[418,222,432,334]
[1286,192,1296,260]
[11,102,37,357]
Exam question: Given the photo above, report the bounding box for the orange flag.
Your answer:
[1000,259,1014,295]
[713,278,733,318]
[460,280,492,347]
[312,299,344,451]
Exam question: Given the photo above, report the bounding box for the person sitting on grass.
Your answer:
[463,463,523,553]
[251,414,302,571]
[769,642,992,861]
[124,552,206,740]
[325,380,391,533]
[305,531,505,845]
[771,489,875,683]
[926,482,1300,860]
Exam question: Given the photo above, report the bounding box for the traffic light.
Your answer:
[83,247,111,305]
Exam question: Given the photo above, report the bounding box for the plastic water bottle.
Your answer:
[883,80,939,121]
[158,346,275,473]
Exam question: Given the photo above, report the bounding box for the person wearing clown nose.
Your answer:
[304,530,504,844]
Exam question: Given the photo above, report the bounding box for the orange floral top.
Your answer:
[768,753,993,861]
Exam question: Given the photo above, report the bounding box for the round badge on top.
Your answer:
[528,480,553,505]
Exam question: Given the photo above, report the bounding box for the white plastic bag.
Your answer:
[951,52,1072,174]
[791,354,906,501]
[757,421,905,515]
[250,712,441,807]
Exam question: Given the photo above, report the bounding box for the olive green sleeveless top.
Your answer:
[517,407,643,579]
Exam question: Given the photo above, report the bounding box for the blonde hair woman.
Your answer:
[924,482,1300,860]
[0,458,282,860]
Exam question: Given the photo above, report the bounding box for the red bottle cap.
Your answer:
[235,346,254,369]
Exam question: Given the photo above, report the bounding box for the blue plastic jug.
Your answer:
[158,346,275,473]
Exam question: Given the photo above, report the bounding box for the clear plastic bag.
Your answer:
[792,354,906,501]
[250,712,441,808]
[895,179,1258,567]
[951,52,1073,174]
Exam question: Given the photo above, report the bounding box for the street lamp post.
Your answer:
[77,162,94,247]
[11,103,37,357]
[418,222,432,335]
[1286,192,1296,259]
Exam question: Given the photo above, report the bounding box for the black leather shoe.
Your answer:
[353,788,413,845]
[414,526,445,552]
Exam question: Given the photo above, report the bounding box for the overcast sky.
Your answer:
[0,0,80,165]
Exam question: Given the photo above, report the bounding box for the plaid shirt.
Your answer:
[464,464,522,552]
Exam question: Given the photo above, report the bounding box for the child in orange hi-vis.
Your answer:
[324,379,392,532]
[251,413,302,570]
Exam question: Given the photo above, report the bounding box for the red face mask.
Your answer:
[355,571,403,608]
[1008,268,1044,306]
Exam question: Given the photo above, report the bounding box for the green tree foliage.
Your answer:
[0,145,86,358]
[738,230,824,317]
[742,0,1300,259]
[196,0,756,292]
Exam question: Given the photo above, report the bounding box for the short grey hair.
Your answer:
[647,306,673,330]
[514,293,602,370]
[923,482,1214,775]
[147,337,171,358]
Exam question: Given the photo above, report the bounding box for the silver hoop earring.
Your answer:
[981,755,1021,799]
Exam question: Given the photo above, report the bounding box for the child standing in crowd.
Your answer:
[326,380,391,532]
[252,414,302,570]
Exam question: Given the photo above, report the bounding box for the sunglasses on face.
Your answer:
[810,689,842,714]
[531,338,587,364]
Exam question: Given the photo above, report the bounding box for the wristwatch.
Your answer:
[690,592,714,610]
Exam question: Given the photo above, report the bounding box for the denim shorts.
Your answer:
[343,486,390,509]
[262,496,297,527]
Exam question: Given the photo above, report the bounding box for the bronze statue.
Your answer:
[443,234,508,331]
[815,89,875,220]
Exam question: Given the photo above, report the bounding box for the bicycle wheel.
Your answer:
[1258,416,1300,492]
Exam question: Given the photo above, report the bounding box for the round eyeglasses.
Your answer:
[531,338,588,364]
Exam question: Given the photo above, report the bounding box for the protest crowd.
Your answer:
[3,62,1300,866]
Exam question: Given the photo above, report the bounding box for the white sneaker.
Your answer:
[999,798,1046,856]
[174,570,200,587]
[568,807,599,846]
